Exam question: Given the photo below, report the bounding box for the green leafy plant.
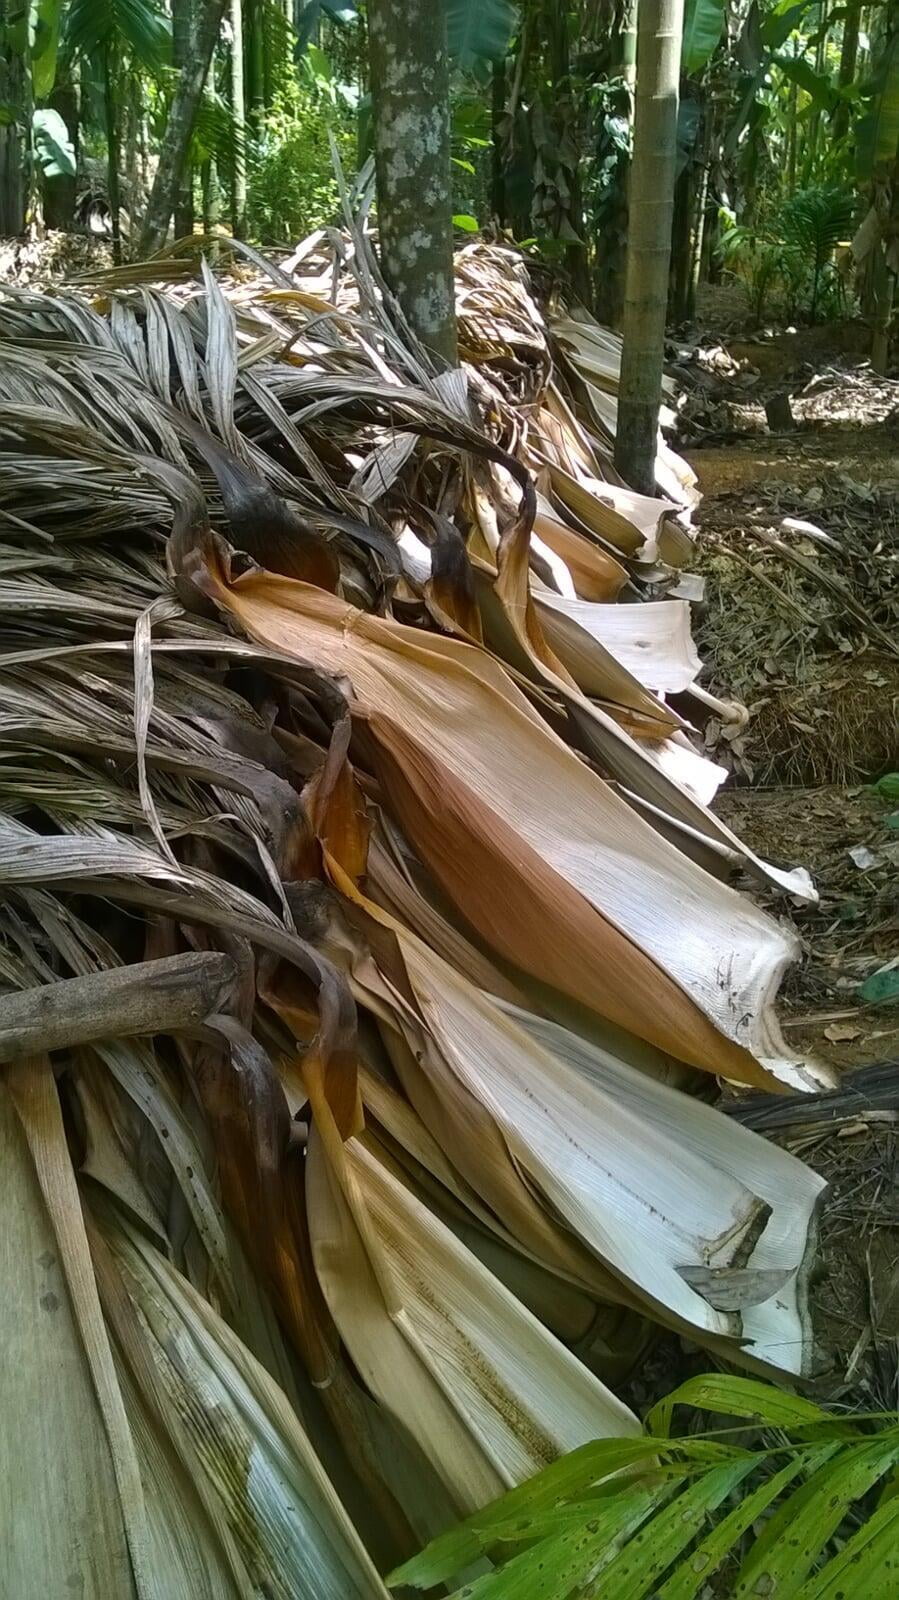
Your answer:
[64,0,170,72]
[32,104,75,176]
[246,79,354,244]
[779,184,856,316]
[307,0,518,65]
[390,1374,899,1600]
[719,184,855,322]
[445,0,518,67]
[681,0,726,77]
[717,217,795,321]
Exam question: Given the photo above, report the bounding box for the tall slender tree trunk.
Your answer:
[833,0,862,144]
[688,151,709,314]
[594,0,638,327]
[803,0,829,183]
[0,0,27,235]
[103,44,122,263]
[201,156,221,257]
[124,76,149,218]
[356,1,369,165]
[139,109,150,194]
[137,0,226,257]
[614,0,684,493]
[870,258,895,373]
[506,8,534,240]
[786,77,798,194]
[367,0,457,365]
[0,0,23,232]
[544,0,591,305]
[229,0,247,236]
[247,0,265,136]
[172,0,196,239]
[670,162,693,323]
[491,56,508,226]
[621,0,638,83]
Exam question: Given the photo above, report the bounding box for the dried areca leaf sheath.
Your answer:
[195,557,828,1092]
[497,1004,827,1374]
[307,1125,639,1516]
[321,871,825,1375]
[535,591,701,696]
[538,520,630,601]
[357,1057,653,1384]
[0,1073,138,1598]
[0,241,837,1586]
[418,486,810,896]
[92,1201,390,1600]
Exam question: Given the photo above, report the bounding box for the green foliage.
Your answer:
[681,0,726,77]
[445,0,518,68]
[872,773,899,802]
[856,26,899,180]
[390,1374,899,1600]
[32,0,64,98]
[780,183,856,313]
[761,0,816,53]
[191,88,244,172]
[32,104,75,174]
[718,220,797,322]
[779,184,856,261]
[306,0,519,65]
[775,51,839,110]
[64,0,170,72]
[859,967,899,1005]
[246,79,354,244]
[720,184,855,321]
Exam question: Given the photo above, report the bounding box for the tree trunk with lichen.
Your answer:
[367,0,457,365]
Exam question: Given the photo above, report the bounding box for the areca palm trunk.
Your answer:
[0,0,26,235]
[103,41,122,263]
[229,0,247,236]
[137,0,226,257]
[367,0,457,365]
[172,0,196,239]
[614,0,685,494]
[594,0,637,328]
[833,0,861,143]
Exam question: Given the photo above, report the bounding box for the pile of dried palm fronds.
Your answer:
[0,227,834,1593]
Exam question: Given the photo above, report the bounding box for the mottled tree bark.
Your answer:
[614,0,684,494]
[367,0,458,365]
[136,0,225,258]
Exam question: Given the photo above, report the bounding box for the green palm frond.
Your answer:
[65,0,170,73]
[390,1374,899,1600]
[778,187,857,269]
[191,88,246,170]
